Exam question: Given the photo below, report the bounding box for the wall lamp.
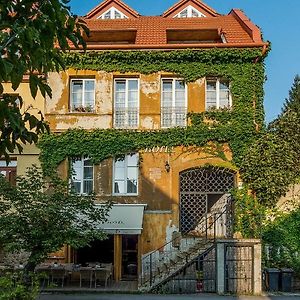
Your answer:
[165,161,170,173]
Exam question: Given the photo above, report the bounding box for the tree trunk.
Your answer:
[23,250,42,287]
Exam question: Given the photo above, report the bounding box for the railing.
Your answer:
[161,106,187,128]
[140,199,233,288]
[114,107,139,128]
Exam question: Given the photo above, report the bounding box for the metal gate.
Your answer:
[225,245,254,294]
[179,167,235,234]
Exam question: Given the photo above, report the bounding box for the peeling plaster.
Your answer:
[195,78,205,86]
[166,220,178,243]
[140,77,160,96]
[141,116,156,129]
[56,115,111,130]
[46,72,65,113]
[96,73,113,114]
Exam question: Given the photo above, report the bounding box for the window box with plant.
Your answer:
[70,79,95,113]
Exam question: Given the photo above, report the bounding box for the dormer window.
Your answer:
[98,7,128,19]
[174,5,206,18]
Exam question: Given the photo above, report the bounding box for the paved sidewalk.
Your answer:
[38,293,300,300]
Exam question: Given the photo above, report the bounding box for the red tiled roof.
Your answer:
[82,9,266,50]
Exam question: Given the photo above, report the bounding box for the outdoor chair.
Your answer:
[51,266,66,287]
[79,267,93,288]
[94,268,111,288]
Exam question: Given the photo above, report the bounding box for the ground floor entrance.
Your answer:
[75,234,139,281]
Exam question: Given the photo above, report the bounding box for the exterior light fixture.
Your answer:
[165,161,170,173]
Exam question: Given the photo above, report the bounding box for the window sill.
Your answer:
[69,111,97,115]
[112,193,138,197]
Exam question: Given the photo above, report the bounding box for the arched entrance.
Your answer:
[179,166,235,235]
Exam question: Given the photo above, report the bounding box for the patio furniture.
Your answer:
[51,266,66,287]
[79,267,93,288]
[94,268,111,288]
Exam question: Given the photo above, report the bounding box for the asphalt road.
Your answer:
[38,293,300,300]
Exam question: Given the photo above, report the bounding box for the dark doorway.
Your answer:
[122,235,138,280]
[76,235,114,265]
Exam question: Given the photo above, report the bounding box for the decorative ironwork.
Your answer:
[180,167,235,234]
[180,193,207,234]
[161,106,187,128]
[114,107,138,128]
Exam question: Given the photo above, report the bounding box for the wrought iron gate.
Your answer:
[179,167,235,234]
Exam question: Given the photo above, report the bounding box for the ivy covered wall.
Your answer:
[39,48,267,176]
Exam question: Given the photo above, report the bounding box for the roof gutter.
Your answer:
[74,42,269,51]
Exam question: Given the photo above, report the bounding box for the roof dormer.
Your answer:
[174,5,206,18]
[163,0,219,18]
[85,0,140,20]
[98,7,128,19]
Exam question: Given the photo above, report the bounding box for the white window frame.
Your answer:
[70,79,96,113]
[112,153,139,196]
[113,78,140,129]
[205,78,232,110]
[70,156,94,195]
[98,7,128,19]
[161,78,188,128]
[174,5,206,18]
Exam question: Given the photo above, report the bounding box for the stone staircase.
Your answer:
[139,203,232,292]
[139,236,214,292]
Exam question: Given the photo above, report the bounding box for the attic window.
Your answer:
[98,7,128,19]
[167,29,223,44]
[174,5,206,18]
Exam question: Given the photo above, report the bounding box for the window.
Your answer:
[70,79,95,112]
[174,5,206,18]
[114,79,139,128]
[206,79,231,110]
[0,160,17,186]
[113,153,138,195]
[70,157,94,195]
[161,79,187,128]
[98,7,128,19]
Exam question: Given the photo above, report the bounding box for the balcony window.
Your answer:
[113,153,138,195]
[70,79,95,112]
[161,79,187,128]
[70,156,94,195]
[114,79,139,128]
[206,79,231,110]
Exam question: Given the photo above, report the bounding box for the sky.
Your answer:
[69,0,300,123]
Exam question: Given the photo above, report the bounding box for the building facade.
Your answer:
[40,0,268,288]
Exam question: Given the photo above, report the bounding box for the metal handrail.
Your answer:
[140,200,232,287]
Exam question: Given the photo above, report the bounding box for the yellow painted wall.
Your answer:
[3,82,45,117]
[2,82,45,175]
[46,70,207,132]
[44,70,240,261]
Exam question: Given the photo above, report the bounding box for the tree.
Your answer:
[0,0,88,160]
[0,166,111,276]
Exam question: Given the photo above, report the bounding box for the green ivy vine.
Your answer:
[39,49,266,179]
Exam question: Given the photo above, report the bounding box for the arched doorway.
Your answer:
[179,166,235,235]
